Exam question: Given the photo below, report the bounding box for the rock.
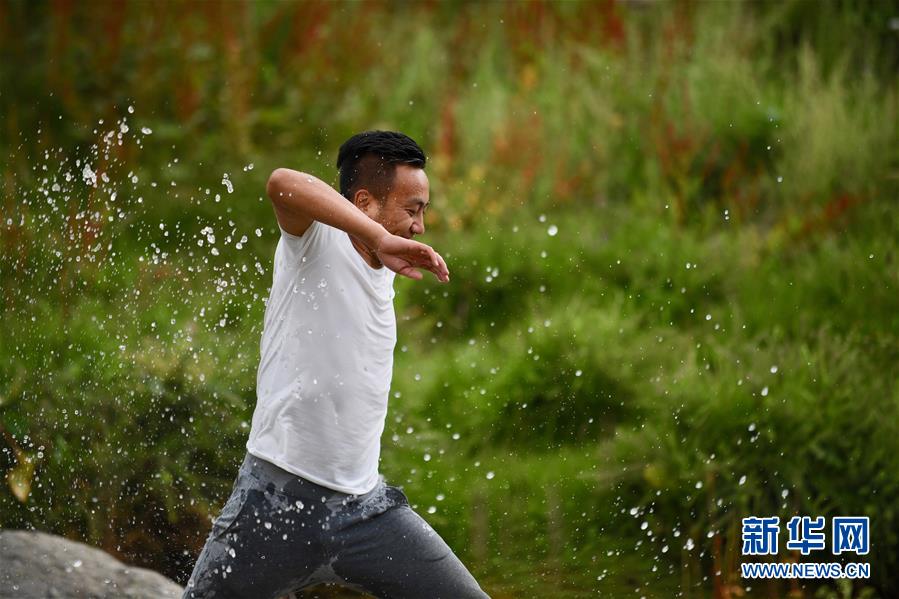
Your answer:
[0,529,183,598]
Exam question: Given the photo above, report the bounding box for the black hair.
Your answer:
[336,130,426,203]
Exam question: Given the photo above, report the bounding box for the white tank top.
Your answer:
[247,219,397,495]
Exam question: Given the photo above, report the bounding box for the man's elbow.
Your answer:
[266,168,293,203]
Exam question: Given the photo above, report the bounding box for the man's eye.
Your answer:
[407,210,415,217]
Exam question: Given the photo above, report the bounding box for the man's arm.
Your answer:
[266,167,381,243]
[265,168,449,282]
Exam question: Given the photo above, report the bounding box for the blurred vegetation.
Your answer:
[1,1,898,597]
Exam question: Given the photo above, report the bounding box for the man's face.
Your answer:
[357,164,430,239]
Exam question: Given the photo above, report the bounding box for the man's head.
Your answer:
[336,130,430,239]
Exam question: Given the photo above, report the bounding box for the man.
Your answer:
[183,131,489,598]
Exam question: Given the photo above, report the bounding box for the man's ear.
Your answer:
[354,189,375,215]
[355,189,385,220]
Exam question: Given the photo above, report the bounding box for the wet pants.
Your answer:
[182,452,490,598]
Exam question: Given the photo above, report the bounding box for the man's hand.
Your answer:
[374,234,450,283]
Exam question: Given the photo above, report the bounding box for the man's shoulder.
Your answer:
[279,219,339,250]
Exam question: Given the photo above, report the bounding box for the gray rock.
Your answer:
[0,529,183,598]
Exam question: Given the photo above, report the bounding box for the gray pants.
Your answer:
[182,452,490,598]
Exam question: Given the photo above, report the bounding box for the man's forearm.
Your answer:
[266,168,388,249]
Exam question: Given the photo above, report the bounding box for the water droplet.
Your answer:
[547,224,558,236]
[82,164,97,187]
[485,471,495,480]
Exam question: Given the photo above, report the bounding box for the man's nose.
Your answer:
[411,216,424,236]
